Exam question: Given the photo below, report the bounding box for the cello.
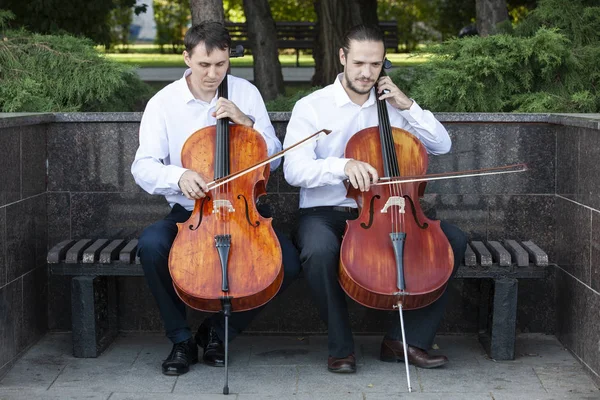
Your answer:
[339,61,454,392]
[168,47,282,394]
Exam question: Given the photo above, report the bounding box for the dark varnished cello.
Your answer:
[168,48,282,394]
[339,63,454,391]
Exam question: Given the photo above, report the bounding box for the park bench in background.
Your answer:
[225,20,399,66]
[48,238,549,361]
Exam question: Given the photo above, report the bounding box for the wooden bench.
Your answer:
[225,20,399,66]
[47,238,549,360]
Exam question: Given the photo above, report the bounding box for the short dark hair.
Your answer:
[184,21,231,55]
[341,24,385,56]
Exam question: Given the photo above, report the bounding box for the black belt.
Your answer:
[301,206,358,214]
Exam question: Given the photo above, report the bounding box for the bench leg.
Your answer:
[478,277,518,361]
[71,276,118,358]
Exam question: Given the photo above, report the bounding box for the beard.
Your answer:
[344,70,375,96]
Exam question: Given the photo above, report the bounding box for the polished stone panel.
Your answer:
[556,124,578,199]
[21,125,47,199]
[438,279,482,334]
[580,279,600,382]
[556,268,584,358]
[117,277,163,332]
[47,275,72,332]
[0,127,21,206]
[5,196,48,282]
[593,211,600,292]
[0,207,6,287]
[554,197,591,285]
[70,192,169,239]
[47,123,141,193]
[556,268,600,382]
[19,266,48,354]
[46,192,71,249]
[516,272,556,334]
[488,195,556,260]
[423,194,488,240]
[429,123,554,195]
[0,279,23,369]
[579,127,600,210]
[258,193,299,238]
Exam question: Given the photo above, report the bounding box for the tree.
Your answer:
[476,0,509,36]
[242,0,285,100]
[154,0,189,53]
[2,0,146,47]
[190,0,224,25]
[356,0,379,25]
[311,0,364,87]
[398,0,600,113]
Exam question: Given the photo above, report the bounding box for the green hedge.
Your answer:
[0,10,152,112]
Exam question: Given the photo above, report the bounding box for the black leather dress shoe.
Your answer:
[195,321,225,367]
[380,338,448,369]
[162,338,198,376]
[327,353,356,373]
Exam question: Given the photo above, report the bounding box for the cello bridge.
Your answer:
[212,200,235,213]
[381,197,406,214]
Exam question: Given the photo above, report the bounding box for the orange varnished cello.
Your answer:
[168,47,282,394]
[339,62,454,391]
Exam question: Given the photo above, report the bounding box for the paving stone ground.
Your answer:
[1,333,598,400]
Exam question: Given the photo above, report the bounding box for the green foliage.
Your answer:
[265,87,321,111]
[1,0,145,47]
[224,0,316,23]
[0,14,153,112]
[402,0,600,113]
[378,0,441,51]
[109,1,134,51]
[153,0,189,53]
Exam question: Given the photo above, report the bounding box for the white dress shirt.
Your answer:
[131,69,281,211]
[283,74,451,209]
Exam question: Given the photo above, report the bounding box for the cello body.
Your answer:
[168,78,283,313]
[339,117,454,311]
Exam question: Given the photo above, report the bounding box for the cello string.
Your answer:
[377,96,396,235]
[379,96,401,235]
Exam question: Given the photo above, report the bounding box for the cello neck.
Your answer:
[376,67,400,179]
[215,75,230,179]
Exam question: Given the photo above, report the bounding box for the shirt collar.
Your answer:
[178,68,219,105]
[333,73,377,108]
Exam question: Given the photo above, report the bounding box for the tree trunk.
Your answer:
[355,0,378,26]
[311,0,363,87]
[242,0,285,101]
[190,0,224,25]
[476,0,509,36]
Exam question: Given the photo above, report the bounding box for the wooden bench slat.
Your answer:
[48,237,550,279]
[503,240,529,267]
[99,239,127,263]
[470,241,493,266]
[47,239,77,263]
[464,243,477,266]
[521,240,549,267]
[486,241,512,267]
[82,239,110,263]
[65,239,94,263]
[119,239,139,263]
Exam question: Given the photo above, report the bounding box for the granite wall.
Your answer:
[1,112,599,385]
[553,116,600,387]
[0,114,51,378]
[44,113,558,339]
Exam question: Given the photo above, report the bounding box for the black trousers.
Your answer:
[294,207,467,358]
[138,203,301,344]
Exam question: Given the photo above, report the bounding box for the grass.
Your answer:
[101,48,430,68]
